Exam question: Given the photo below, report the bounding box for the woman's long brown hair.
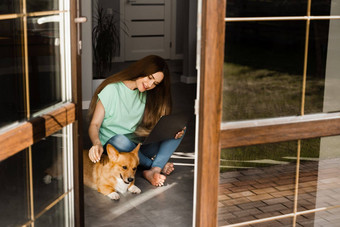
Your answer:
[88,55,172,136]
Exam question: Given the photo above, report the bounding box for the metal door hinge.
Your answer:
[78,40,82,51]
[194,99,199,116]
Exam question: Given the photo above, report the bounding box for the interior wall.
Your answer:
[175,0,185,55]
[181,0,197,83]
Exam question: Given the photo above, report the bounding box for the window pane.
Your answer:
[0,0,21,14]
[225,1,307,17]
[27,15,62,114]
[32,130,64,214]
[218,141,297,225]
[0,149,29,226]
[0,19,25,128]
[223,21,305,122]
[311,0,340,16]
[34,198,65,227]
[305,20,340,114]
[27,0,59,12]
[218,136,340,226]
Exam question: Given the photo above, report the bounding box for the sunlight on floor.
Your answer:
[102,183,178,220]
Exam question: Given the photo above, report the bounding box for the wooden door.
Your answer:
[123,0,171,60]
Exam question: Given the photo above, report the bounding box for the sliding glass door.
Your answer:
[0,0,82,226]
[196,0,340,226]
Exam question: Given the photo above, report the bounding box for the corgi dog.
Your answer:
[83,143,141,200]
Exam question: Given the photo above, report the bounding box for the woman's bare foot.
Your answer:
[161,162,174,175]
[143,167,166,187]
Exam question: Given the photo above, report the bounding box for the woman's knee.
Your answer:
[106,134,135,152]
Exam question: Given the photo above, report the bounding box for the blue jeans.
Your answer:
[103,133,185,169]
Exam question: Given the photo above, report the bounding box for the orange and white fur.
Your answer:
[83,143,141,200]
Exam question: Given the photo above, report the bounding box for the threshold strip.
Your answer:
[225,15,340,22]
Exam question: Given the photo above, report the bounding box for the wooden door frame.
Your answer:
[70,0,84,225]
[195,0,226,226]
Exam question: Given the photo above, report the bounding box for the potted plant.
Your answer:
[92,1,123,79]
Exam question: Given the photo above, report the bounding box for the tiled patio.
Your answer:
[218,159,340,226]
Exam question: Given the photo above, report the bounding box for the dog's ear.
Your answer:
[131,143,141,156]
[106,144,119,161]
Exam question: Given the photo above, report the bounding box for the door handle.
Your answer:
[127,0,137,4]
[74,17,87,55]
[74,17,87,24]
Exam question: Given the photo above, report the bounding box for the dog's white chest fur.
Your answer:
[115,177,130,193]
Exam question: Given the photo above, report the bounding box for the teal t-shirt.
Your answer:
[98,82,146,145]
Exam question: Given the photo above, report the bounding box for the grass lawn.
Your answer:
[220,63,324,172]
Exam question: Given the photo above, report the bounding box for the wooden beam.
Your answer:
[0,103,76,161]
[196,0,226,226]
[220,117,340,148]
[70,0,84,225]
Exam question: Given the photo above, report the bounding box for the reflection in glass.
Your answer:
[305,20,340,114]
[0,149,29,226]
[27,0,59,12]
[312,207,340,226]
[225,1,307,17]
[219,135,340,225]
[223,21,305,122]
[311,0,339,16]
[34,198,65,227]
[0,0,21,14]
[32,130,64,214]
[218,142,297,225]
[27,15,62,114]
[0,19,25,128]
[251,218,293,226]
[298,136,340,212]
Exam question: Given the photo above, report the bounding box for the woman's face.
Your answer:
[136,71,164,92]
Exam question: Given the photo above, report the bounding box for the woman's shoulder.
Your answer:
[101,82,122,93]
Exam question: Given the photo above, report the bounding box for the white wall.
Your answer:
[81,0,93,109]
[181,0,197,84]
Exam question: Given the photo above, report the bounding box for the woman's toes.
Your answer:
[162,162,175,175]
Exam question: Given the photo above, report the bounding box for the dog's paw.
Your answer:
[128,185,141,194]
[107,192,120,200]
[43,174,52,184]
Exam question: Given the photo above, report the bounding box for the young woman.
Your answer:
[88,55,185,187]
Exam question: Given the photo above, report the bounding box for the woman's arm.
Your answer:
[88,100,105,163]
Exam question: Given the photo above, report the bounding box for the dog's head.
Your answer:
[106,143,140,184]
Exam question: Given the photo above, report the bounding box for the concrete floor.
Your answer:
[83,64,197,227]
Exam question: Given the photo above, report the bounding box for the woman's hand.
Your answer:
[88,100,105,163]
[89,144,104,163]
[175,127,186,139]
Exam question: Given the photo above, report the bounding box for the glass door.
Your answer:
[195,0,340,226]
[0,0,82,226]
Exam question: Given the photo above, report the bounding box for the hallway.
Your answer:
[82,65,197,226]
